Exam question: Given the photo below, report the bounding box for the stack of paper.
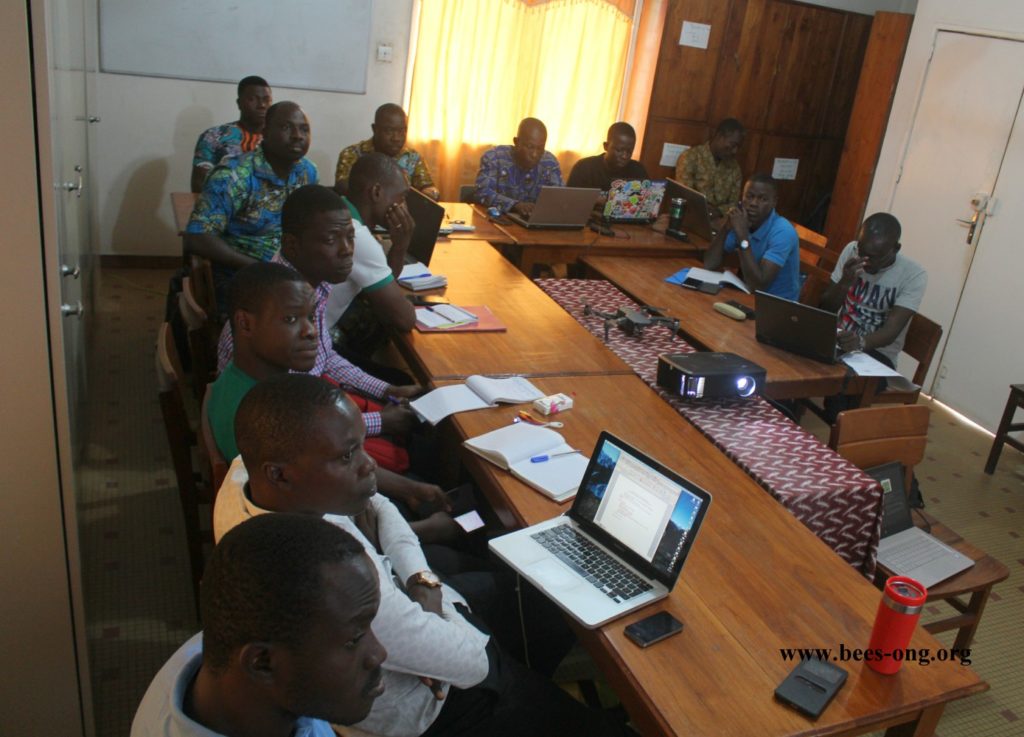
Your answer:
[414,304,479,330]
[399,262,447,291]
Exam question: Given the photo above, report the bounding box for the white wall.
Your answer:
[867,0,1024,214]
[93,0,414,257]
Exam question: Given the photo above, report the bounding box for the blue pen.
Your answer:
[530,450,580,463]
[402,273,434,280]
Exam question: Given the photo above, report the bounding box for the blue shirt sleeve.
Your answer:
[722,231,737,253]
[761,222,799,267]
[473,148,517,213]
[186,166,236,235]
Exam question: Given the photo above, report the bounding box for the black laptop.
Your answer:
[663,178,717,242]
[404,188,446,266]
[754,291,839,364]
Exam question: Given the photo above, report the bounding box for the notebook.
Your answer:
[666,266,750,293]
[414,305,506,333]
[754,291,839,364]
[489,431,712,628]
[398,262,447,291]
[663,178,718,242]
[505,186,601,230]
[464,423,591,502]
[868,462,973,588]
[601,179,667,223]
[404,188,446,265]
[409,375,543,425]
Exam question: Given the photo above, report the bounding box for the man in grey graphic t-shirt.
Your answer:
[820,212,927,368]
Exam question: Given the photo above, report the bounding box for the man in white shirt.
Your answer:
[131,513,386,737]
[216,374,635,737]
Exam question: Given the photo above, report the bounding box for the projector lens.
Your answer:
[735,376,756,397]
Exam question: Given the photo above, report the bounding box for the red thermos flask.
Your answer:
[866,576,927,674]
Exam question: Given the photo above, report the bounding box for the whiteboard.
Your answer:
[99,0,372,94]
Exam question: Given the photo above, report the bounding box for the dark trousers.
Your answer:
[824,349,894,423]
[420,636,636,737]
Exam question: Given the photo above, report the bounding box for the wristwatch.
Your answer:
[408,571,442,589]
[739,239,750,251]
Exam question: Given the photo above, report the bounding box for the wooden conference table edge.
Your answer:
[431,375,985,737]
[581,253,878,402]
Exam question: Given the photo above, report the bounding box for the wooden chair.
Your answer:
[198,386,229,503]
[793,224,836,305]
[860,312,943,406]
[156,322,208,601]
[984,384,1024,474]
[829,405,929,491]
[179,276,219,401]
[188,253,218,321]
[830,405,1009,649]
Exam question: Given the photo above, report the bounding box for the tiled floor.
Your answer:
[78,267,1022,736]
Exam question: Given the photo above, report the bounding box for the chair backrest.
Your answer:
[829,405,930,491]
[901,312,943,387]
[199,385,229,498]
[188,253,218,320]
[793,224,835,305]
[179,276,219,399]
[458,183,475,203]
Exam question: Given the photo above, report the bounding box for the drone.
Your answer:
[581,300,679,343]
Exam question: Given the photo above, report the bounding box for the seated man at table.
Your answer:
[335,103,440,200]
[473,117,563,216]
[190,75,272,193]
[185,101,318,316]
[217,374,629,737]
[820,213,927,415]
[131,513,387,737]
[675,117,745,220]
[567,121,648,205]
[703,173,800,301]
[325,153,417,346]
[209,188,421,444]
[211,262,437,501]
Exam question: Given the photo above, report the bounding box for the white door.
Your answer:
[930,102,1024,431]
[889,32,1024,399]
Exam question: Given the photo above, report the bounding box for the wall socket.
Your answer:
[376,43,393,62]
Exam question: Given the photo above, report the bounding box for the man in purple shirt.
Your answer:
[473,117,563,216]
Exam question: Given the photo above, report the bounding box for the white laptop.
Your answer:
[868,462,973,588]
[489,431,712,629]
[506,186,601,230]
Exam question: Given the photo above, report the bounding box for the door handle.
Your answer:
[61,264,81,279]
[60,169,84,198]
[61,301,84,319]
[956,212,979,244]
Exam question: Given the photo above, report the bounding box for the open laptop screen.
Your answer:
[572,432,711,586]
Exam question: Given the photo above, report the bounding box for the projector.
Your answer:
[657,352,767,400]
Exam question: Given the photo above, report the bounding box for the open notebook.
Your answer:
[464,423,590,502]
[410,375,543,425]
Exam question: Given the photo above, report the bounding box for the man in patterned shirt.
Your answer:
[674,117,745,221]
[473,117,563,216]
[190,75,272,193]
[334,104,440,200]
[185,101,317,315]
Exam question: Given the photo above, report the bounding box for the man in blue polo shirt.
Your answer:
[185,100,318,315]
[703,173,800,301]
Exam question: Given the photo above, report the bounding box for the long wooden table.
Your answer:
[438,374,985,737]
[496,219,696,276]
[581,254,862,401]
[394,242,631,380]
[440,201,515,245]
[390,241,986,737]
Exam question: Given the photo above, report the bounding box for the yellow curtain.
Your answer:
[408,0,633,200]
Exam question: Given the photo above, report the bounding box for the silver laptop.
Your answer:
[755,291,839,364]
[489,432,712,629]
[506,186,600,230]
[868,462,973,588]
[664,178,717,242]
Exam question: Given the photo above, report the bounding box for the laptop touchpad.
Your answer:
[526,559,583,591]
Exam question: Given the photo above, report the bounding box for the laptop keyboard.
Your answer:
[531,525,653,603]
[884,534,952,571]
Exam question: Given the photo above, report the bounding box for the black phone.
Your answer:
[725,300,756,319]
[774,658,847,720]
[624,611,683,648]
